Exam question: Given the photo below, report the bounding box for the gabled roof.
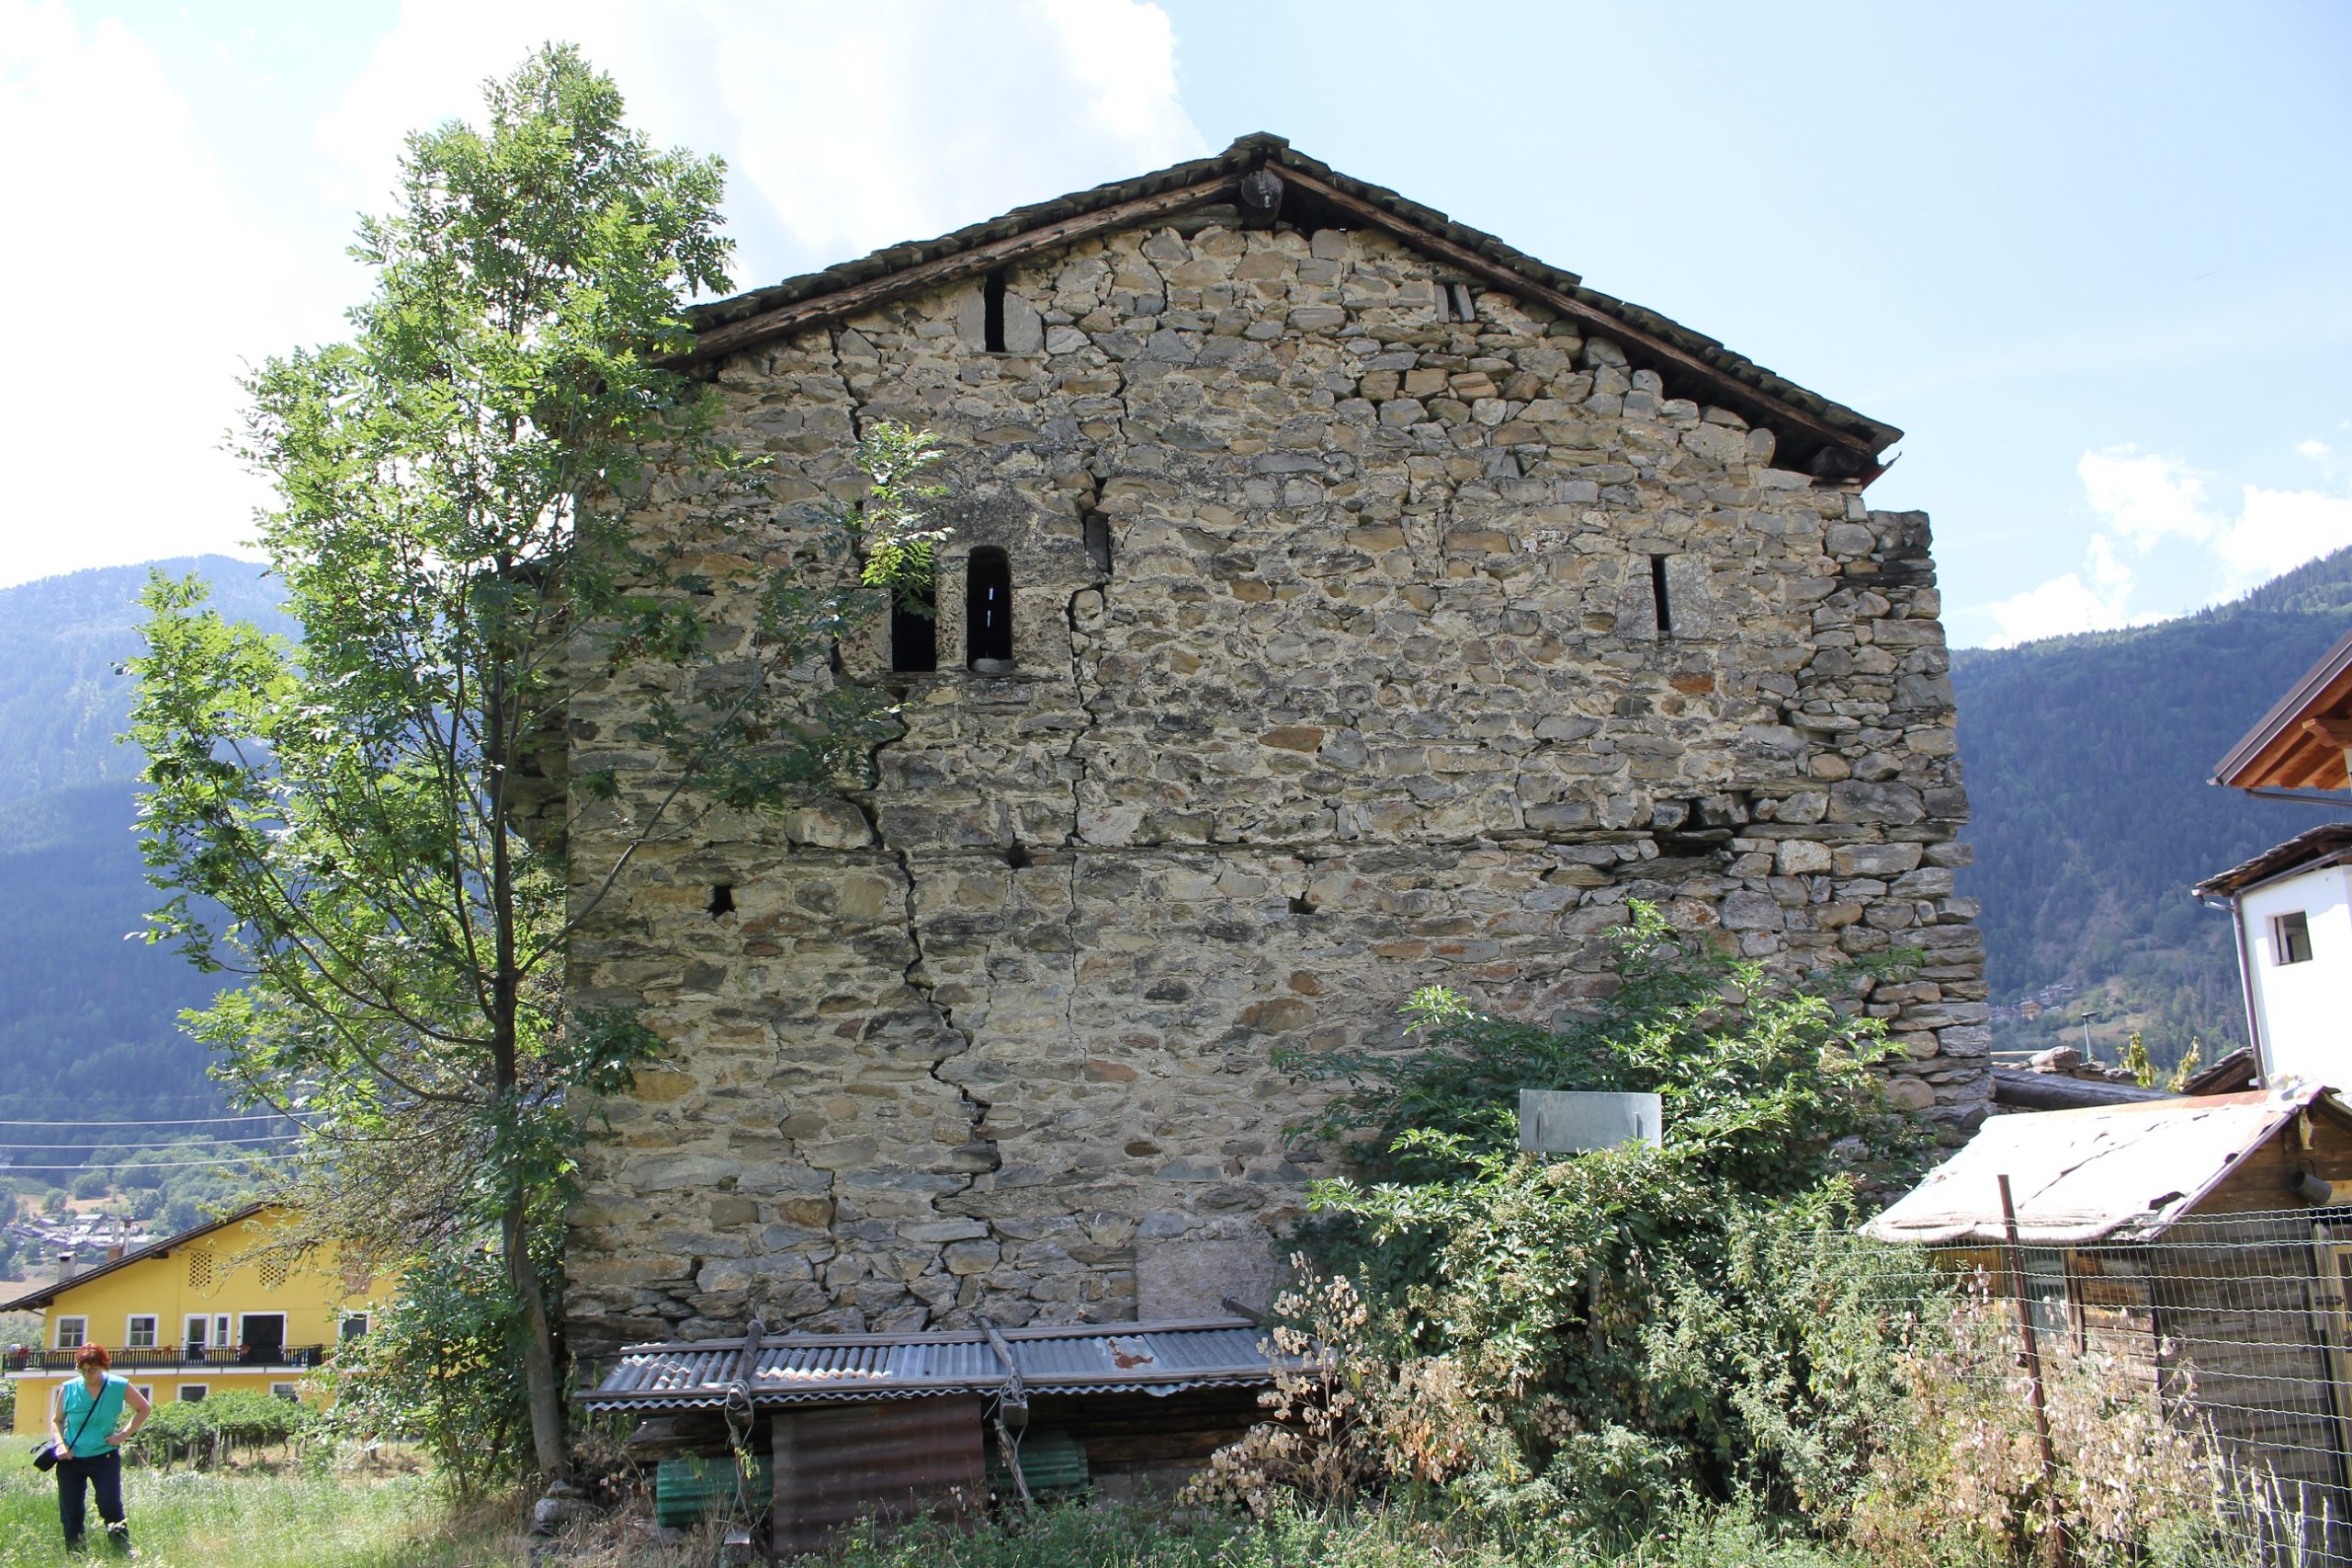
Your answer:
[2193,822,2352,898]
[2211,624,2352,791]
[1862,1085,2333,1247]
[0,1202,272,1314]
[678,133,1901,482]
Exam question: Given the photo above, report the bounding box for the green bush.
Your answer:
[1261,904,1938,1537]
[133,1388,303,1468]
[330,1232,549,1495]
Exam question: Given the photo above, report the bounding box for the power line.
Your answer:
[0,1153,296,1173]
[0,1134,301,1150]
[0,1114,293,1128]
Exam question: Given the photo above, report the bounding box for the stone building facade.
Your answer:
[561,137,1989,1357]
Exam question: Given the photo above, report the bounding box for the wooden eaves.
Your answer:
[666,134,1901,485]
[0,1201,273,1314]
[2212,624,2352,793]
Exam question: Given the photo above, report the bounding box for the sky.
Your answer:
[2,1,2346,648]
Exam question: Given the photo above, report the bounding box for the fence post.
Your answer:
[1998,1173,2066,1562]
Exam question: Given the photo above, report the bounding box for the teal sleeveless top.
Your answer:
[57,1373,127,1458]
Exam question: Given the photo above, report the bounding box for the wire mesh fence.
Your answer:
[1858,1206,2352,1566]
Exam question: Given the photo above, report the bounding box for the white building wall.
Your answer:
[2241,864,2352,1089]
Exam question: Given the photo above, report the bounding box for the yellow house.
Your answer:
[4,1203,389,1434]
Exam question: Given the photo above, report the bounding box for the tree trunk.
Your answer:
[505,1190,570,1480]
[486,642,571,1482]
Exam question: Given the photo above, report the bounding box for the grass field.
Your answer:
[0,1438,518,1568]
[0,1437,1880,1568]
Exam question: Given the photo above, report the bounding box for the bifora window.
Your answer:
[2274,910,2314,965]
[125,1315,158,1350]
[54,1316,86,1350]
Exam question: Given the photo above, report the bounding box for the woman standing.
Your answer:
[48,1343,149,1553]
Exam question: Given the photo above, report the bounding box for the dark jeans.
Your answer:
[56,1449,130,1551]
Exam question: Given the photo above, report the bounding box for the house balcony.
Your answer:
[3,1344,329,1374]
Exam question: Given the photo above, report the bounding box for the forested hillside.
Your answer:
[0,559,292,1181]
[1953,547,2352,1066]
[2,546,2347,1167]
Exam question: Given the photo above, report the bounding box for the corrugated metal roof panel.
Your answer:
[581,1318,1277,1413]
[1863,1085,2328,1247]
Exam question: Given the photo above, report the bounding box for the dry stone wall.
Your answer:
[562,217,1987,1357]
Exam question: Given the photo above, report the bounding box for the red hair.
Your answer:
[74,1344,110,1371]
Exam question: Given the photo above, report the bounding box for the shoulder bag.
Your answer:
[32,1378,108,1472]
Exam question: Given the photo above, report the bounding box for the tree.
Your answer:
[128,46,944,1480]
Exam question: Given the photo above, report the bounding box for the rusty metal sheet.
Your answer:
[771,1394,983,1558]
[1865,1086,2324,1247]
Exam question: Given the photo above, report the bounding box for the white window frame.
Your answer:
[178,1383,208,1403]
[211,1313,232,1351]
[339,1311,370,1342]
[184,1314,212,1354]
[54,1316,86,1350]
[132,1385,153,1403]
[124,1314,159,1350]
[2274,910,2315,964]
[268,1382,298,1401]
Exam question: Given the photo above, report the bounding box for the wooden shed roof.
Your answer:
[2194,822,2352,898]
[1863,1086,2340,1247]
[676,133,1902,482]
[2211,624,2352,792]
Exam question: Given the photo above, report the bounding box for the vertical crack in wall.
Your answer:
[831,344,999,1247]
[1061,470,1113,1052]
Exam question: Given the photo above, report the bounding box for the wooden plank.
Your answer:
[2308,1225,2352,1510]
[2301,716,2352,748]
[771,1395,983,1558]
[673,175,1245,370]
[1274,165,1891,473]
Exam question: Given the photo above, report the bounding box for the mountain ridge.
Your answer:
[1951,544,2352,1063]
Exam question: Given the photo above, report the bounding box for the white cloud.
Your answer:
[0,0,1201,589]
[0,1,313,585]
[1989,532,2136,646]
[2075,446,2213,548]
[2216,483,2352,582]
[1987,442,2352,645]
[316,0,1207,292]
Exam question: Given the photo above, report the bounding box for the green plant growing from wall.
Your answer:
[125,45,944,1483]
[1268,906,1939,1533]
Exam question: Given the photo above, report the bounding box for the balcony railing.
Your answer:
[3,1345,328,1373]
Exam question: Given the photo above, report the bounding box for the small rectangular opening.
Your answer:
[967,547,1014,668]
[891,581,938,674]
[1083,513,1113,577]
[1650,555,1673,637]
[180,1384,208,1403]
[982,270,1008,354]
[2274,909,2313,964]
